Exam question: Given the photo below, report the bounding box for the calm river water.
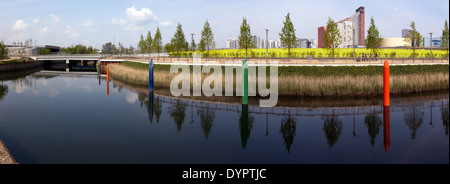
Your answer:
[0,70,448,164]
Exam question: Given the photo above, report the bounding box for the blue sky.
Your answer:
[0,0,448,49]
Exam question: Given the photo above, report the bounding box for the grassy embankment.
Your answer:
[108,61,449,96]
[0,59,28,65]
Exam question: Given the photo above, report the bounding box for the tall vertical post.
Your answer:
[242,59,248,105]
[107,65,110,96]
[429,32,433,62]
[149,59,154,91]
[107,65,110,82]
[265,29,269,63]
[353,29,356,62]
[383,59,390,106]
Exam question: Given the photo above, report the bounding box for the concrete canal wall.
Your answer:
[0,61,44,72]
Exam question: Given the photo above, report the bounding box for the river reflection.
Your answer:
[0,70,448,164]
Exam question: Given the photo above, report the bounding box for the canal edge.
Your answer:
[0,138,17,164]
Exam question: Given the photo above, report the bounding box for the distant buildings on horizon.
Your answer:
[226,36,317,49]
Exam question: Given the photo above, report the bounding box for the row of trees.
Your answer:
[9,38,34,48]
[101,42,136,56]
[62,44,99,54]
[136,20,216,57]
[237,13,298,58]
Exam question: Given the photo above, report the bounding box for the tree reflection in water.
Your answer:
[364,112,382,147]
[404,106,424,140]
[279,113,297,153]
[0,84,8,101]
[322,111,343,148]
[197,104,215,139]
[169,99,187,133]
[153,95,162,123]
[239,105,254,149]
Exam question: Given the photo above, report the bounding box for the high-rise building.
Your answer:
[318,6,365,48]
[226,38,239,49]
[353,6,365,47]
[402,29,411,38]
[318,26,326,48]
[253,35,261,48]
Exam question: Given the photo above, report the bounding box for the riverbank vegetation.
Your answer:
[0,59,28,65]
[108,61,449,97]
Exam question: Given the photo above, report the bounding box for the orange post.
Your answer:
[107,65,110,96]
[107,65,110,82]
[383,59,390,106]
[107,79,109,96]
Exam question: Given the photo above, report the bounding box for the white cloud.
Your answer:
[42,27,49,34]
[126,92,138,104]
[113,5,159,31]
[32,18,40,24]
[125,24,144,31]
[81,18,94,27]
[126,5,159,24]
[64,26,79,37]
[13,82,28,94]
[12,20,28,31]
[89,28,99,32]
[50,14,59,23]
[159,20,173,27]
[112,18,128,26]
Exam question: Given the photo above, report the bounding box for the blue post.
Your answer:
[149,59,154,91]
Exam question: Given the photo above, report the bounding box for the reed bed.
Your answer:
[109,63,449,97]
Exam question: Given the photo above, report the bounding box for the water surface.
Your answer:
[0,70,448,164]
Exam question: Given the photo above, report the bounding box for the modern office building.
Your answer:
[296,38,317,48]
[318,6,365,48]
[423,37,442,48]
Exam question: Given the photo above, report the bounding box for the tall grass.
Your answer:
[109,63,449,96]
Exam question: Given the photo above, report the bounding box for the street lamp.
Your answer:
[265,29,269,63]
[190,33,195,53]
[429,32,433,62]
[353,29,355,62]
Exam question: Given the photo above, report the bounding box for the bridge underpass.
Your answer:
[31,55,123,73]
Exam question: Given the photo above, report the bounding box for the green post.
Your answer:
[242,59,248,105]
